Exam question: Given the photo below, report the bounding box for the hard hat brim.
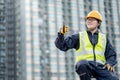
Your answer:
[86,16,102,22]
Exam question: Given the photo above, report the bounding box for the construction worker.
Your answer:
[55,10,119,80]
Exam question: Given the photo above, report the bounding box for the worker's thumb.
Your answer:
[60,28,64,34]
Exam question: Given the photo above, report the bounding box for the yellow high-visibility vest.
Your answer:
[76,31,107,64]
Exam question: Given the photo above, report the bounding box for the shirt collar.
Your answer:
[87,30,99,35]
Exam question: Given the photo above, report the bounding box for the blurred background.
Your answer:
[0,0,120,80]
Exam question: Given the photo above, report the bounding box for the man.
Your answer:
[55,10,119,80]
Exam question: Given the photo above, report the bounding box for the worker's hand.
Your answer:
[105,64,113,71]
[60,25,69,35]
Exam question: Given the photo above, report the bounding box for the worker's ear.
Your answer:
[97,21,101,29]
[98,21,101,26]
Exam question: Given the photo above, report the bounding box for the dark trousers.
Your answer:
[75,60,119,80]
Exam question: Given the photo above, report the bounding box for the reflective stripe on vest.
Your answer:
[76,31,106,64]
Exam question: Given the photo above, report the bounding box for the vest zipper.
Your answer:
[93,44,98,66]
[92,33,98,66]
[92,34,96,62]
[93,45,96,62]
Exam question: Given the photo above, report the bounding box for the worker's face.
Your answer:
[86,18,99,31]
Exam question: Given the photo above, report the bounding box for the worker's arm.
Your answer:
[55,32,79,51]
[105,39,117,67]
